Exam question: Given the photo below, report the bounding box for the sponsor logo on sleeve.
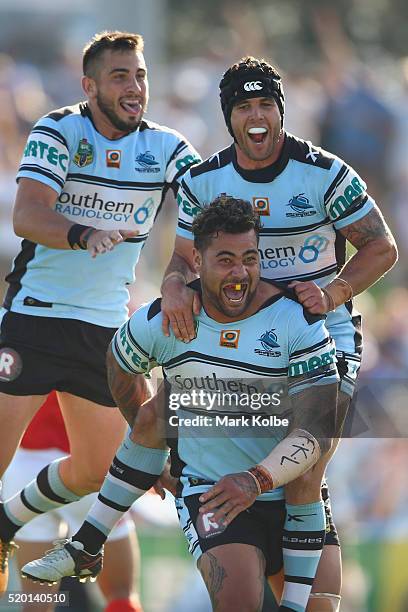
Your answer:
[119,327,149,371]
[176,193,201,218]
[289,347,336,377]
[23,140,68,172]
[328,177,365,220]
[175,154,200,171]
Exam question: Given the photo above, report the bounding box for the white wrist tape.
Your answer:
[309,593,341,611]
[259,429,321,489]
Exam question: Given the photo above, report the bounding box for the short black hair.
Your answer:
[219,56,284,138]
[192,195,261,252]
[83,31,144,77]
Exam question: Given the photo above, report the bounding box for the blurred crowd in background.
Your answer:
[0,1,407,610]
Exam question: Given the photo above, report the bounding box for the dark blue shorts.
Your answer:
[0,311,116,406]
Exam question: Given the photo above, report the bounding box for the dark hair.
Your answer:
[83,31,144,77]
[192,195,261,251]
[219,56,284,138]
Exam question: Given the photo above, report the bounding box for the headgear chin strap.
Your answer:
[219,68,285,138]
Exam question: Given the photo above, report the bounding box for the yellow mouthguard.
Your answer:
[234,284,242,290]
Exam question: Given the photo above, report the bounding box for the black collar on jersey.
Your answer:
[187,278,285,315]
[231,133,290,183]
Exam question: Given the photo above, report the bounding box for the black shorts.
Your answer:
[176,494,286,576]
[0,311,116,406]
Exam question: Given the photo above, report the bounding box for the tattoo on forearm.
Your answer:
[199,552,228,610]
[106,349,149,426]
[341,208,394,249]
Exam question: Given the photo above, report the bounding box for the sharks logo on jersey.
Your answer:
[286,193,316,217]
[255,330,281,357]
[135,150,160,172]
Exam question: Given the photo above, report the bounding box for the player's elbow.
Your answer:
[13,208,28,238]
[376,236,398,273]
[387,240,398,269]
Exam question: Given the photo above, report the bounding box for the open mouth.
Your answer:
[120,100,142,116]
[247,126,268,145]
[222,283,248,303]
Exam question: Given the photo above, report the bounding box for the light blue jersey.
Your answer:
[4,103,200,327]
[112,288,339,502]
[176,134,372,362]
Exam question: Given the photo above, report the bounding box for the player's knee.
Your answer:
[133,402,158,436]
[117,403,139,427]
[69,461,113,493]
[214,591,263,612]
[284,467,324,502]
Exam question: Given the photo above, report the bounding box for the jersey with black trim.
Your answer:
[112,292,339,501]
[176,133,373,355]
[5,102,200,327]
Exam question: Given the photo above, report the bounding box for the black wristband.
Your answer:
[67,224,93,250]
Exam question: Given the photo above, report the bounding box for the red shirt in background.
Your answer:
[21,391,69,453]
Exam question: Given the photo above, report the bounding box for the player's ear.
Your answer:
[192,247,202,273]
[82,75,97,98]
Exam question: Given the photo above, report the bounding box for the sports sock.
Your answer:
[0,458,80,542]
[279,500,326,612]
[73,433,169,554]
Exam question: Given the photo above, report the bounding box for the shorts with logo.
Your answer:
[336,352,361,398]
[176,494,286,576]
[0,311,116,406]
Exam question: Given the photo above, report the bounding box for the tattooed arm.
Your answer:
[338,205,397,289]
[199,380,338,526]
[326,205,398,307]
[106,345,152,427]
[290,205,398,314]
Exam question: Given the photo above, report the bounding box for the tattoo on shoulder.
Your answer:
[341,208,394,249]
